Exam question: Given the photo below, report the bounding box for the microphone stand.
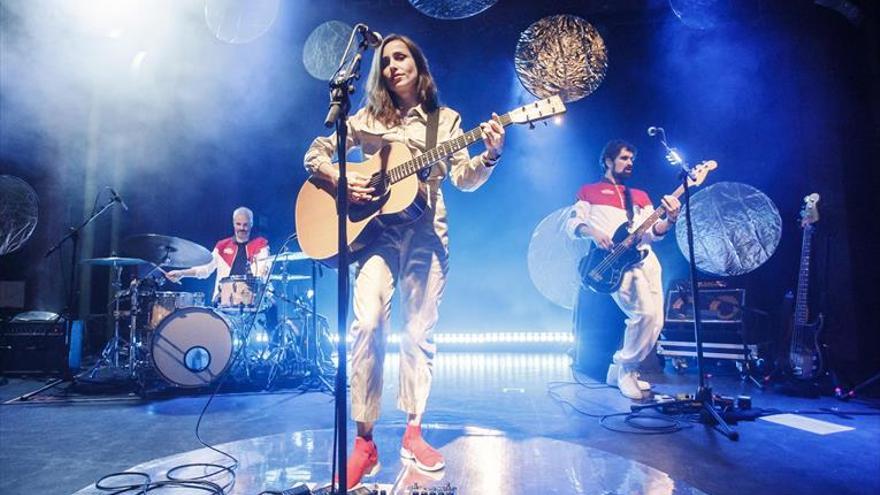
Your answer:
[323,24,373,493]
[18,193,122,401]
[632,129,739,441]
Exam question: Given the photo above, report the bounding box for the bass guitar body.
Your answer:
[579,222,648,293]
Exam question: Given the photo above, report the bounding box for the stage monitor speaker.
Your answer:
[0,315,70,375]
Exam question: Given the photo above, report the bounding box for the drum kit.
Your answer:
[83,234,334,392]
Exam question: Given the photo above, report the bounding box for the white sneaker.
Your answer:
[606,363,650,391]
[617,367,645,400]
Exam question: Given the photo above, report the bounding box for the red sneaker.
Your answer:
[400,424,445,471]
[344,436,380,489]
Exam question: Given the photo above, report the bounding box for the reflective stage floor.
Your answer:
[2,353,879,494]
[70,425,709,494]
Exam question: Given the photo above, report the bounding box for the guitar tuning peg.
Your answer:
[529,122,535,130]
[543,121,548,126]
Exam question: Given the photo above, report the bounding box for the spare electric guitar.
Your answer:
[295,95,567,267]
[785,193,825,381]
[579,160,717,293]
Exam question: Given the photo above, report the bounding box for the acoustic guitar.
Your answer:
[295,96,567,267]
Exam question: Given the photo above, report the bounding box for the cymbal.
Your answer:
[81,256,148,266]
[268,274,311,281]
[274,251,310,262]
[122,234,212,268]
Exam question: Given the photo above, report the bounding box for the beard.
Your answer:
[612,169,632,182]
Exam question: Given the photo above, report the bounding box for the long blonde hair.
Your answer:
[364,34,439,127]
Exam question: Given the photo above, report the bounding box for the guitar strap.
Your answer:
[623,186,635,228]
[419,108,440,182]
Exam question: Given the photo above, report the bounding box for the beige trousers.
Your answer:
[348,211,448,423]
[610,252,665,369]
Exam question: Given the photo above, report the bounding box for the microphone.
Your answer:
[647,126,662,137]
[109,188,129,211]
[358,24,383,47]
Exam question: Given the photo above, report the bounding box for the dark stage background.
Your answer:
[2,0,878,381]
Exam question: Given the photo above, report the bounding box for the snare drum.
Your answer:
[218,276,264,310]
[150,307,233,388]
[145,291,205,329]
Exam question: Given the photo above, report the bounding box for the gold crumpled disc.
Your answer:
[515,14,608,103]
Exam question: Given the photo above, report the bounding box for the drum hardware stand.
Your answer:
[19,190,126,401]
[88,265,129,377]
[633,128,740,441]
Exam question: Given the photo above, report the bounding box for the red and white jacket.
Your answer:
[565,181,665,253]
[189,236,270,299]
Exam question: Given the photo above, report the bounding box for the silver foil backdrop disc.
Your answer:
[0,175,39,256]
[408,0,498,20]
[527,207,592,310]
[515,14,608,103]
[204,0,280,44]
[675,181,782,277]
[303,20,354,81]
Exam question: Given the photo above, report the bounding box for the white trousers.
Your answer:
[349,213,448,423]
[610,252,665,369]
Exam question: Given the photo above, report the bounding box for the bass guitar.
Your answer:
[579,160,717,293]
[784,193,825,380]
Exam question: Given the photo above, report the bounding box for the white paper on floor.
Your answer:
[759,413,854,435]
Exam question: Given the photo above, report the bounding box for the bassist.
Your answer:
[566,140,680,399]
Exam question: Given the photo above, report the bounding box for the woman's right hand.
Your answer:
[342,171,375,204]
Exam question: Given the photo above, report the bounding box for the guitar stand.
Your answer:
[838,370,880,401]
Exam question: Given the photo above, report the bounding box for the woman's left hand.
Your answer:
[480,112,505,160]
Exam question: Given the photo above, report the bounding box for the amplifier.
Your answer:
[0,318,69,375]
[660,287,769,366]
[665,288,746,323]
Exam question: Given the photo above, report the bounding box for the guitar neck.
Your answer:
[794,224,814,326]
[622,181,688,244]
[387,113,513,184]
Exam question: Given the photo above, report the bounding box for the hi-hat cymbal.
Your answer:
[267,274,311,281]
[81,256,148,267]
[122,234,212,268]
[274,251,310,262]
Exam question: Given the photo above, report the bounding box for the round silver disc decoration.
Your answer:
[675,181,782,277]
[515,15,608,103]
[204,0,280,44]
[0,175,39,256]
[527,207,593,310]
[303,21,354,81]
[408,0,498,20]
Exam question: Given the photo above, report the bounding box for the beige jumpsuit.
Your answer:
[304,105,495,422]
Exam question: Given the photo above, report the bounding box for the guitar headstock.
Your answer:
[800,193,820,228]
[507,95,567,126]
[686,160,718,188]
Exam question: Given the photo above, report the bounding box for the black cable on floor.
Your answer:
[547,367,694,435]
[95,471,226,494]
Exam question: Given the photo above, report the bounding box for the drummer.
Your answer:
[166,207,271,303]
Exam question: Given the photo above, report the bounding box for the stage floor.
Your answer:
[1,352,878,494]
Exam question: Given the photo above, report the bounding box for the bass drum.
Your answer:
[150,307,233,388]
